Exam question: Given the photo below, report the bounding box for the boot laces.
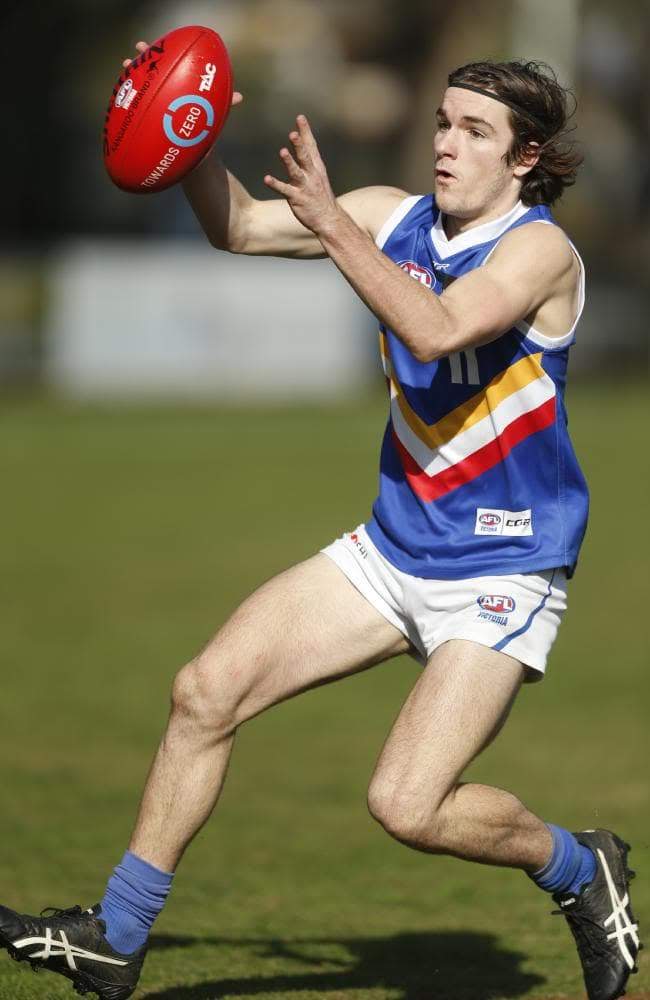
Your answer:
[39,905,84,920]
[552,906,611,962]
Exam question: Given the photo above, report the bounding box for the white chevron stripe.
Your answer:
[598,848,639,970]
[390,372,555,478]
[14,932,128,969]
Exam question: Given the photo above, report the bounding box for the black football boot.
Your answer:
[553,829,641,1000]
[0,902,146,999]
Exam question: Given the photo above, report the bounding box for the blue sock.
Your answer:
[99,851,174,954]
[529,824,597,896]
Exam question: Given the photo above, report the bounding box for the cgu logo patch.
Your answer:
[399,261,433,288]
[477,595,516,615]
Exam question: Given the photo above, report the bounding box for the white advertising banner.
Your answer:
[46,241,375,400]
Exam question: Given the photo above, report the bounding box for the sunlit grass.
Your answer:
[0,381,647,999]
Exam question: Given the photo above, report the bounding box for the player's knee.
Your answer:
[170,656,240,740]
[367,781,447,852]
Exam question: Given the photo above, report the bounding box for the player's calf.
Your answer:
[367,775,547,865]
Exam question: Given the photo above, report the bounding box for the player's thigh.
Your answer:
[187,552,410,727]
[369,639,524,811]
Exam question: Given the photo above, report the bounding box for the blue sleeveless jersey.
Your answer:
[366,195,589,580]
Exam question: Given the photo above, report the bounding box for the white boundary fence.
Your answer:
[45,241,375,400]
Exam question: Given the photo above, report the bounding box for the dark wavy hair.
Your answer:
[447,60,582,206]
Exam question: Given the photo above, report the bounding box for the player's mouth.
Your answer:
[435,168,456,183]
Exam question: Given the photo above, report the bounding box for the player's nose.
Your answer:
[434,127,457,158]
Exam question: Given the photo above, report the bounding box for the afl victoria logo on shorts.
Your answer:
[477,595,516,614]
[476,594,516,626]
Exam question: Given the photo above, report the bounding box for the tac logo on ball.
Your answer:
[163,94,215,148]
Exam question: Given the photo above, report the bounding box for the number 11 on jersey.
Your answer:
[449,349,480,384]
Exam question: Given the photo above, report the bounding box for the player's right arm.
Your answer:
[122,42,410,259]
[183,150,409,260]
[182,152,326,258]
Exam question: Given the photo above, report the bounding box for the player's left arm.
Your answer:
[266,116,577,361]
[421,223,579,356]
[322,215,576,361]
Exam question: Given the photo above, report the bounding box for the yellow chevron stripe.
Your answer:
[391,351,545,451]
[379,330,391,376]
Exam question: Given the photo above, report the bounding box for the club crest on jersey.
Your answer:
[398,261,434,288]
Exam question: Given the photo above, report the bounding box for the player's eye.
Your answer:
[437,120,450,131]
[469,129,486,139]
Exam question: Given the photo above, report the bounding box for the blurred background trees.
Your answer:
[1,0,648,384]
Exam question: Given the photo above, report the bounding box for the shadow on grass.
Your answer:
[145,929,545,999]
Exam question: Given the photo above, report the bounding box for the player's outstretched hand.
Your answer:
[121,40,243,107]
[264,115,340,236]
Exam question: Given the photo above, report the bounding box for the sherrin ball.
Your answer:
[103,25,233,194]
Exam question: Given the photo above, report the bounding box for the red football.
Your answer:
[103,25,233,194]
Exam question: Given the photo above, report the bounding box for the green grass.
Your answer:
[0,381,648,1000]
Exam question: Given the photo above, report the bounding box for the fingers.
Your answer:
[266,114,321,196]
[232,91,244,106]
[263,174,292,197]
[122,40,150,68]
[295,114,319,158]
[279,146,303,182]
[264,140,304,197]
[288,130,311,171]
[288,116,318,170]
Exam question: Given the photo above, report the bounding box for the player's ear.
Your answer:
[513,141,541,178]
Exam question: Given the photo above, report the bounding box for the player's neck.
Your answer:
[443,195,523,240]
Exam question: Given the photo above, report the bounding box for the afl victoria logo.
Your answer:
[477,595,516,614]
[479,513,501,527]
[163,94,214,147]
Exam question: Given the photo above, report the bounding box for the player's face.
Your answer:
[433,87,522,223]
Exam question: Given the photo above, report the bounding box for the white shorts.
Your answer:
[321,524,568,680]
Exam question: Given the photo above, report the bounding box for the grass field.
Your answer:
[0,381,648,1000]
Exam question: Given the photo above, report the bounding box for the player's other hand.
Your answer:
[121,40,243,107]
[264,115,340,236]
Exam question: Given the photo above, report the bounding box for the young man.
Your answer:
[0,58,640,1000]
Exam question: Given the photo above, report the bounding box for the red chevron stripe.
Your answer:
[394,395,556,502]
